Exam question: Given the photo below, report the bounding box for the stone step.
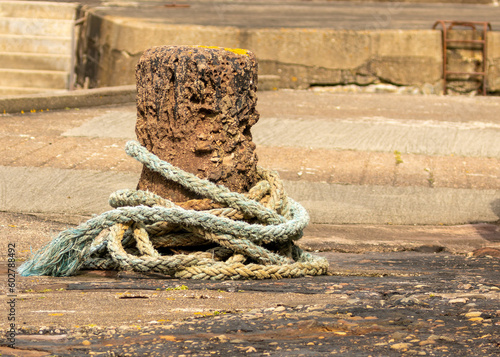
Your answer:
[0,68,68,89]
[0,1,78,20]
[0,17,74,37]
[258,74,281,91]
[0,86,60,97]
[0,52,71,71]
[0,34,72,54]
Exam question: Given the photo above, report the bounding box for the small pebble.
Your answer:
[468,317,484,322]
[449,298,467,304]
[391,343,410,350]
[465,311,482,318]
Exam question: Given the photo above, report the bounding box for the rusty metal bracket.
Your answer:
[432,20,492,95]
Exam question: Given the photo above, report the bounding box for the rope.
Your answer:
[18,141,329,280]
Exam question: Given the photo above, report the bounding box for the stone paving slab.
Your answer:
[254,116,500,158]
[3,135,500,191]
[2,165,499,224]
[302,223,500,254]
[0,166,139,216]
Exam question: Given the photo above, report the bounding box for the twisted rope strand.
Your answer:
[126,141,285,225]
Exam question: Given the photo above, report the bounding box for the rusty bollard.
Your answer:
[135,45,260,202]
[18,45,329,279]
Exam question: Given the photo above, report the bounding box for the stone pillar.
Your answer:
[135,45,260,202]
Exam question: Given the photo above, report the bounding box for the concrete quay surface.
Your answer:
[0,88,499,356]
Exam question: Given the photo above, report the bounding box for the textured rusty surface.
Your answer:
[135,45,260,202]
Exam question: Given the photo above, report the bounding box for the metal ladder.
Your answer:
[432,20,491,95]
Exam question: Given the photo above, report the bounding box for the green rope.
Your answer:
[18,141,328,280]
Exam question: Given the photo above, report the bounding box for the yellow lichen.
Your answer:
[224,47,248,56]
[196,45,220,50]
[195,45,249,56]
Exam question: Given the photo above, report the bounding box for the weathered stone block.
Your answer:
[135,45,260,202]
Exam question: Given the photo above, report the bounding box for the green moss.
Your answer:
[394,150,403,165]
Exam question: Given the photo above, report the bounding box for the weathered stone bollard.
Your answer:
[135,45,260,202]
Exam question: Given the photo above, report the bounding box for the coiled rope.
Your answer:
[19,141,329,280]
